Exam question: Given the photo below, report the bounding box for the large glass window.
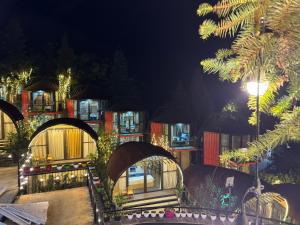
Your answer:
[220,134,230,152]
[232,135,242,149]
[79,100,99,121]
[119,111,141,134]
[31,91,54,112]
[30,125,96,162]
[0,110,16,139]
[170,123,190,147]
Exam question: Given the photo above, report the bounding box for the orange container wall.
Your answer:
[203,131,220,166]
[66,99,74,118]
[21,91,29,118]
[105,111,113,133]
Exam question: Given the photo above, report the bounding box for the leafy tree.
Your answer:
[198,0,300,162]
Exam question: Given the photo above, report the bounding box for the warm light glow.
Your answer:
[246,81,269,96]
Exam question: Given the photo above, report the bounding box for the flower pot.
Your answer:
[187,212,193,218]
[175,211,181,218]
[151,211,156,217]
[219,214,226,222]
[181,212,187,218]
[73,164,79,169]
[46,165,52,172]
[57,165,63,171]
[127,214,133,220]
[193,213,199,219]
[210,214,217,221]
[159,211,165,218]
[228,215,235,223]
[136,213,141,218]
[143,211,149,218]
[200,212,207,219]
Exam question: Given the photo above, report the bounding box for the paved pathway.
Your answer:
[10,187,94,225]
[0,167,18,204]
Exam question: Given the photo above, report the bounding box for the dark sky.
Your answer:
[0,0,242,111]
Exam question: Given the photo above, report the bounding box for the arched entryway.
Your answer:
[29,118,98,162]
[107,142,183,196]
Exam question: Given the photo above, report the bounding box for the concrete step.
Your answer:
[122,193,179,209]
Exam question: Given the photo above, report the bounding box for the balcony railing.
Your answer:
[29,101,65,113]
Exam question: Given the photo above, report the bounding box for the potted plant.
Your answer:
[158,211,165,218]
[127,212,133,220]
[150,211,156,218]
[187,211,193,218]
[73,163,79,169]
[200,212,207,219]
[210,213,217,221]
[180,211,187,218]
[46,164,52,172]
[34,166,40,173]
[136,211,142,218]
[143,211,150,218]
[219,214,226,222]
[57,164,63,171]
[193,212,199,219]
[175,210,181,218]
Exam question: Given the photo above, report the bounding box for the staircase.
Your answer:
[0,139,13,166]
[122,190,179,209]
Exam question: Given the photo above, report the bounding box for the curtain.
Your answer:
[113,172,127,195]
[48,129,64,160]
[66,129,81,159]
[31,132,47,159]
[83,132,96,158]
[163,161,177,189]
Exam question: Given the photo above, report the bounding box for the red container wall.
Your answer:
[150,122,163,137]
[66,99,74,118]
[105,111,113,133]
[203,131,220,166]
[21,91,29,118]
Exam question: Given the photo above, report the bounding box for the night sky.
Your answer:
[0,0,243,112]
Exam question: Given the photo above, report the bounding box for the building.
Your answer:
[20,118,98,193]
[202,111,255,173]
[105,99,146,144]
[150,106,200,171]
[67,86,110,132]
[107,142,183,208]
[21,80,66,120]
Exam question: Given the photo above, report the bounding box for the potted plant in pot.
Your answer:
[143,211,150,218]
[210,213,217,221]
[180,211,187,218]
[135,211,142,218]
[187,211,193,218]
[57,164,63,171]
[175,210,181,218]
[127,212,133,220]
[219,214,226,222]
[73,163,79,169]
[150,211,156,218]
[158,211,165,218]
[193,212,199,219]
[200,211,207,219]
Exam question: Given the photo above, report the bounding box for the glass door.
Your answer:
[127,162,145,194]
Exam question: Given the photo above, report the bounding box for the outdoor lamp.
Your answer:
[246,81,269,96]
